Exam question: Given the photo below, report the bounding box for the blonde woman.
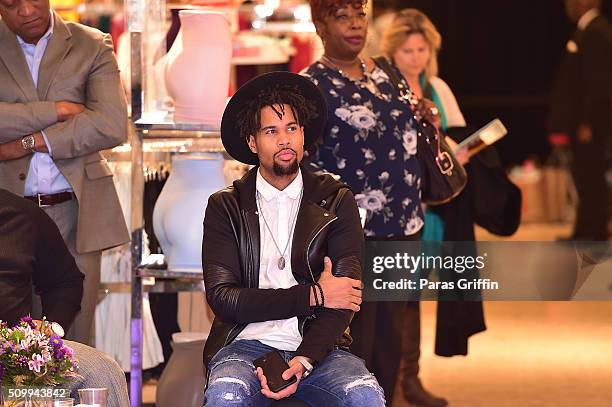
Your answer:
[379,9,468,407]
[381,9,500,407]
[380,8,466,131]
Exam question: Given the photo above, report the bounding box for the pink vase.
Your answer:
[165,10,231,124]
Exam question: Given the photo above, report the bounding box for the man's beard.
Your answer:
[273,157,299,176]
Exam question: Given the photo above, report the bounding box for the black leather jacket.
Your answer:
[202,166,363,372]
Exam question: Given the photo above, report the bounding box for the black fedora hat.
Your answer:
[221,71,327,165]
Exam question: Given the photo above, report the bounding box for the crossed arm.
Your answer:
[0,102,85,160]
[203,190,364,399]
[0,34,127,161]
[202,196,362,322]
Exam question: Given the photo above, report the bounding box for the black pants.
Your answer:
[571,139,608,240]
[349,233,421,406]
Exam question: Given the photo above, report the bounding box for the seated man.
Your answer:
[202,72,385,406]
[0,188,130,407]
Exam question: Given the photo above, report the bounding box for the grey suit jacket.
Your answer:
[0,11,129,253]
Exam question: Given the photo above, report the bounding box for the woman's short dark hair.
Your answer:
[309,0,368,26]
[236,84,318,140]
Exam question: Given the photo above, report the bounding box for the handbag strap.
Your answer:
[373,56,443,158]
[372,56,416,105]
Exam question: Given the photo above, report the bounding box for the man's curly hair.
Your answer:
[236,84,318,141]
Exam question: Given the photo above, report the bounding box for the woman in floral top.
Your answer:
[303,19,424,239]
[302,1,442,406]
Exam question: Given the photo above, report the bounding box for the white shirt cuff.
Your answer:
[41,130,52,156]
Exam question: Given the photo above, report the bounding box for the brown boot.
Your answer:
[401,303,448,407]
[402,375,448,407]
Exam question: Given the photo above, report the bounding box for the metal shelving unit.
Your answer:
[128,116,221,407]
[126,7,226,404]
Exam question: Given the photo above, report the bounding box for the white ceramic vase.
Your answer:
[155,332,208,407]
[153,153,226,272]
[165,10,231,124]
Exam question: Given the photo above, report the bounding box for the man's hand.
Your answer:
[576,124,593,144]
[32,132,49,153]
[0,138,29,161]
[415,98,441,129]
[256,357,304,400]
[313,257,362,311]
[0,132,48,161]
[55,101,86,122]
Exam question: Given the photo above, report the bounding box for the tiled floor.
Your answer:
[143,222,612,406]
[395,222,612,406]
[393,301,612,407]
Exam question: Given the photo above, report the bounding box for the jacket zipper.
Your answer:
[300,216,337,334]
[306,217,337,282]
[223,324,241,349]
[222,216,340,340]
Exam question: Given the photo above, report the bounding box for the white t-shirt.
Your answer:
[234,169,304,350]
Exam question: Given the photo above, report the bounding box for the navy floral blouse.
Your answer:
[303,62,424,237]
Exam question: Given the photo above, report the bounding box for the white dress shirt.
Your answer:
[234,169,304,351]
[17,14,72,196]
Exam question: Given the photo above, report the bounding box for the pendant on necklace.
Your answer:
[278,257,286,270]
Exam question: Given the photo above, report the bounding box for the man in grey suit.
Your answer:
[0,0,129,345]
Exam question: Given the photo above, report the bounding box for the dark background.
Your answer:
[378,0,612,167]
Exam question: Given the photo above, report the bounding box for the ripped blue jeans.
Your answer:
[204,339,386,406]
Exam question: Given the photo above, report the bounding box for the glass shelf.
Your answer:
[133,111,224,152]
[137,267,203,281]
[135,111,221,134]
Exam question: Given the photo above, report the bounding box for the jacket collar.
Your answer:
[0,17,38,101]
[256,169,303,202]
[234,164,345,210]
[0,11,72,101]
[233,164,345,284]
[37,11,72,100]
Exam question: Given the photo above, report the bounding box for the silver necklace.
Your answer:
[320,55,379,96]
[256,188,303,270]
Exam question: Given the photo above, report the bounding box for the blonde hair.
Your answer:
[380,8,442,80]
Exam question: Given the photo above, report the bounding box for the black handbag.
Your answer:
[373,56,467,205]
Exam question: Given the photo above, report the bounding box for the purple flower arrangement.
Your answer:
[0,317,79,386]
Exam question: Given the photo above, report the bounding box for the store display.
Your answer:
[97,162,164,372]
[165,10,231,124]
[156,332,207,407]
[232,32,292,64]
[78,388,108,407]
[153,153,226,272]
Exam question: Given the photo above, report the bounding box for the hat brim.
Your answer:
[221,71,327,165]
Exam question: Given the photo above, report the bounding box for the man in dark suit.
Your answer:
[0,188,83,327]
[0,188,130,407]
[550,0,612,240]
